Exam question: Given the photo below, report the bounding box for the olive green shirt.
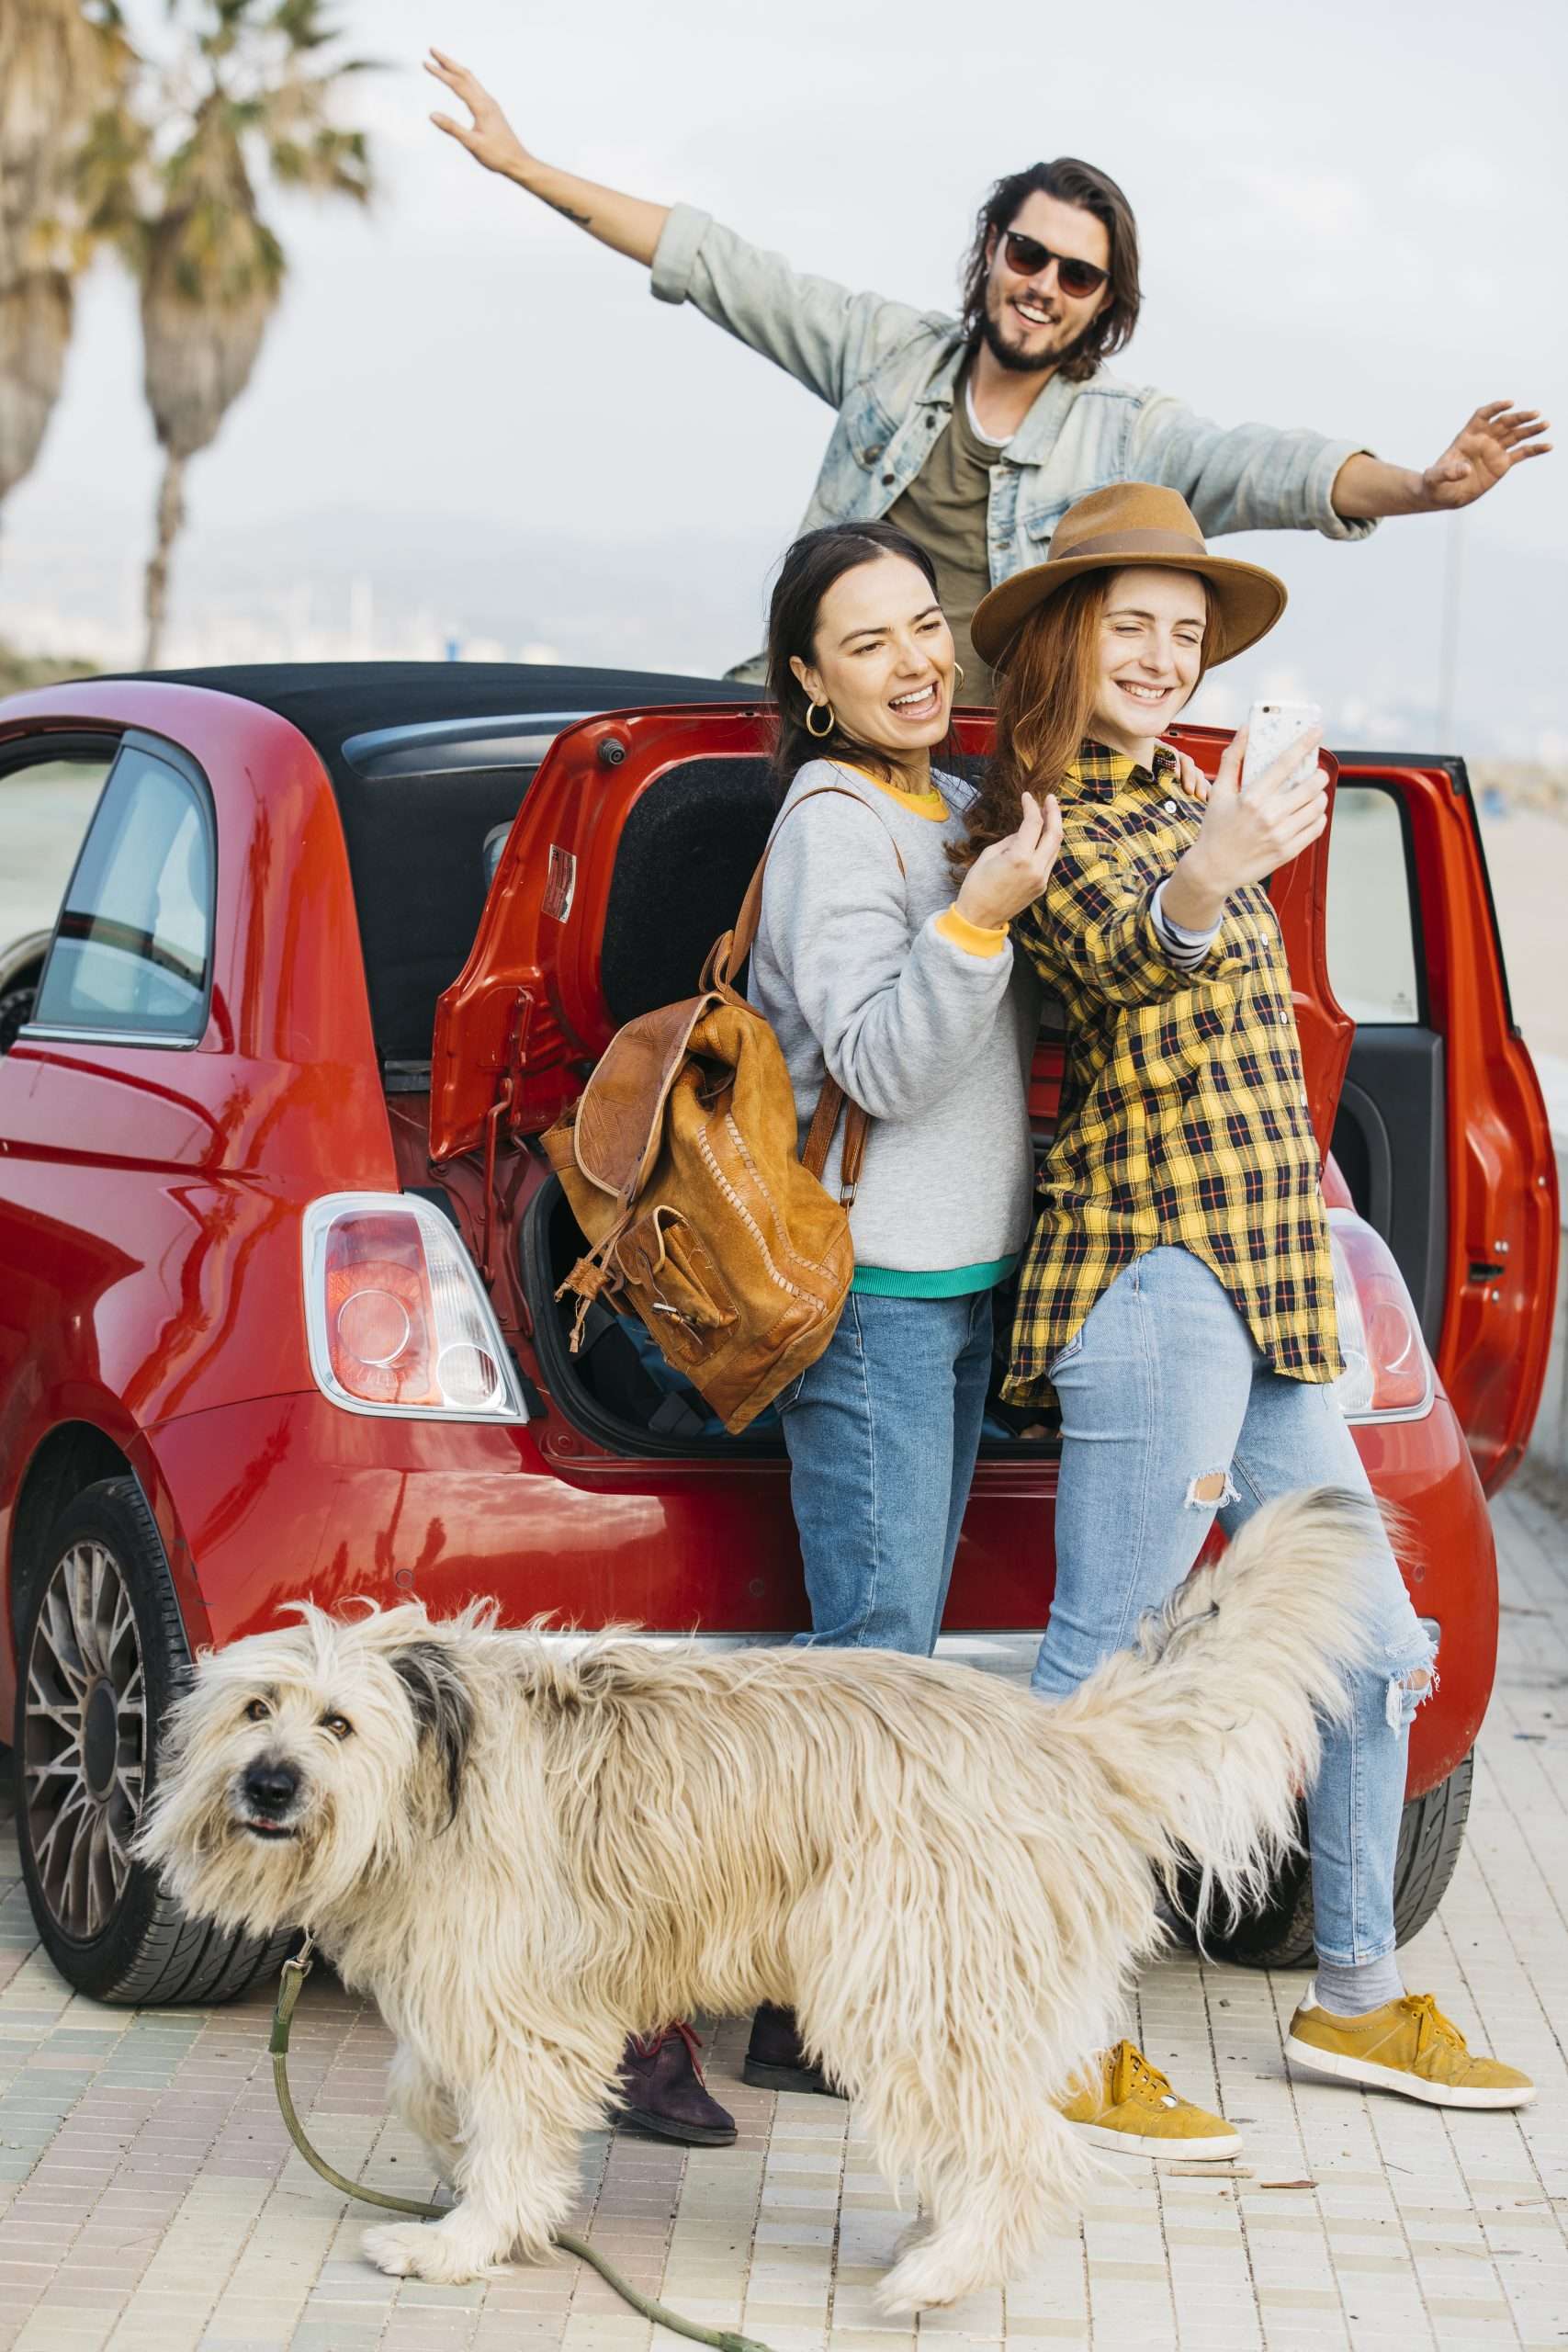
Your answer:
[886,368,1008,704]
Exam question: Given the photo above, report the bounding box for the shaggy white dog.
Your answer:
[139,1487,1380,2312]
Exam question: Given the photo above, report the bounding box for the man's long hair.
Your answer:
[959,160,1141,385]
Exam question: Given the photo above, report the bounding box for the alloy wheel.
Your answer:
[22,1540,147,1940]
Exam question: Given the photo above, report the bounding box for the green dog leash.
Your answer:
[270,1944,773,2352]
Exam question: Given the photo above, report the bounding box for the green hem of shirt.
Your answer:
[851,1255,1018,1299]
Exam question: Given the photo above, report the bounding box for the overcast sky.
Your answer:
[6,0,1567,750]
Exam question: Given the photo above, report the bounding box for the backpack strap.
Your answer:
[705,782,909,987]
[704,781,909,1207]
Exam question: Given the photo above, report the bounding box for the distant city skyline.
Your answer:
[4,0,1565,753]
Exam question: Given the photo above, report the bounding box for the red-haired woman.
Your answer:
[957,483,1530,2164]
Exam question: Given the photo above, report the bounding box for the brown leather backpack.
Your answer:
[541,786,901,1433]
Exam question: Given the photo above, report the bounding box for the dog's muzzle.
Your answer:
[237,1756,303,1839]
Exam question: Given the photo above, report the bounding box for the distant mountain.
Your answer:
[3,500,1564,759]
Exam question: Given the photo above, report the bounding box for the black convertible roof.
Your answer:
[108,662,753,1063]
[117,659,743,751]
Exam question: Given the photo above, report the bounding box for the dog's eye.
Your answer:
[321,1713,354,1741]
[243,1698,270,1724]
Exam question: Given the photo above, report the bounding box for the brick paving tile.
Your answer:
[0,1485,1561,2347]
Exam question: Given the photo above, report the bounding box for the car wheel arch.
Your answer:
[9,1421,137,1631]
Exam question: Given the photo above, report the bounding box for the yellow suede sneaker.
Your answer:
[1059,2039,1241,2161]
[1286,1988,1536,2109]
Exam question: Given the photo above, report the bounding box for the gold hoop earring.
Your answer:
[806,699,835,739]
[953,662,966,691]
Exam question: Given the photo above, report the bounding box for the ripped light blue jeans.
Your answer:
[1032,1246,1436,1967]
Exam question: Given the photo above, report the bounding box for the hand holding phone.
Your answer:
[1161,704,1328,932]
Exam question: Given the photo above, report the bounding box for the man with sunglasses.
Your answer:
[427,47,1549,697]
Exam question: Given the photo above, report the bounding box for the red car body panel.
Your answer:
[0,675,1548,1820]
[135,1357,1490,1800]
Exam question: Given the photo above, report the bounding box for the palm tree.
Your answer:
[0,2,135,537]
[137,0,373,663]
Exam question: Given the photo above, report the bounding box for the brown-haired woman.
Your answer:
[739,517,1061,2095]
[962,482,1531,2163]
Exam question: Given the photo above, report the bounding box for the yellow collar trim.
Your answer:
[833,762,950,820]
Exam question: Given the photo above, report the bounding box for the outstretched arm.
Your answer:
[1331,401,1551,519]
[424,49,669,267]
[424,48,924,410]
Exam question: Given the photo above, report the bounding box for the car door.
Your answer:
[1322,754,1557,1494]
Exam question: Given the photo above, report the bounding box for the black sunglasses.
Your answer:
[1001,229,1109,300]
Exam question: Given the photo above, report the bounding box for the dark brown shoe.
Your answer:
[741,2003,846,2097]
[616,2021,737,2146]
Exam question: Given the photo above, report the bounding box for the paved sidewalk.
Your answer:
[0,1483,1563,2352]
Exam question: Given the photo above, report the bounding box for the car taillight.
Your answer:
[301,1193,526,1421]
[1328,1209,1434,1422]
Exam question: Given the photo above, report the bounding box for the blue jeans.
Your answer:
[778,1289,994,1654]
[1032,1247,1435,1968]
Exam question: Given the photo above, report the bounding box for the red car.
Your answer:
[0,663,1556,2003]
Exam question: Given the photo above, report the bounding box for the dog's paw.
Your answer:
[874,2240,965,2316]
[362,2222,504,2285]
[891,2212,930,2262]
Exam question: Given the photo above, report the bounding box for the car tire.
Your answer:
[0,978,38,1056]
[1183,1749,1475,1970]
[13,1476,296,2005]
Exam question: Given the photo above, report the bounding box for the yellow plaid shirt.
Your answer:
[1003,740,1342,1405]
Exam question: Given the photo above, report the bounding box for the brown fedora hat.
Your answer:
[970,482,1287,672]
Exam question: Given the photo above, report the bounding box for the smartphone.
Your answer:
[1241,699,1322,794]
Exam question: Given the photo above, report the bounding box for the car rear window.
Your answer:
[32,742,214,1042]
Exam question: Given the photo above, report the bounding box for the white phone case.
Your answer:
[1241,700,1321,793]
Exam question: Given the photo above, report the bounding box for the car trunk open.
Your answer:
[431,707,1557,1483]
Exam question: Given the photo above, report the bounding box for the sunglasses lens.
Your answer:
[1003,231,1103,299]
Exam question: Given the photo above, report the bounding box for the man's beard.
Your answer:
[978,301,1088,377]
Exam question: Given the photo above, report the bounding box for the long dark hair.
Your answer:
[958,159,1140,384]
[766,522,945,794]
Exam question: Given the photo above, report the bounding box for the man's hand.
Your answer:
[425,50,532,181]
[1161,729,1327,933]
[1333,402,1552,521]
[423,51,669,263]
[953,792,1063,932]
[1422,401,1552,510]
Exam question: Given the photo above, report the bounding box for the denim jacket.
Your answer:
[652,206,1374,673]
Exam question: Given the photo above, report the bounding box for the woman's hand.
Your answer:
[1161,727,1327,933]
[425,50,534,179]
[953,792,1063,931]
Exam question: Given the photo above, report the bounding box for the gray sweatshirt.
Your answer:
[748,759,1039,1285]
